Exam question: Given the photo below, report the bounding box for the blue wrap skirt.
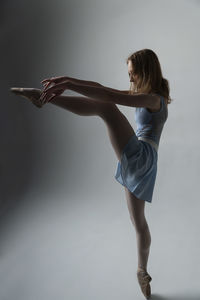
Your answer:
[114,135,158,203]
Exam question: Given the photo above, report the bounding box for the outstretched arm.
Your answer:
[67,77,130,95]
[67,77,131,94]
[55,76,103,88]
[42,75,130,94]
[40,81,159,109]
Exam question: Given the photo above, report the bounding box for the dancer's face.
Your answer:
[127,60,138,83]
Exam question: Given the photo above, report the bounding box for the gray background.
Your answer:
[1,0,199,299]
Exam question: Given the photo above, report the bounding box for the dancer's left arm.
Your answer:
[40,81,159,109]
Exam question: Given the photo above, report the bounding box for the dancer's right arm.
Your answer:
[66,77,131,94]
[64,76,103,87]
[41,76,130,95]
[64,77,131,94]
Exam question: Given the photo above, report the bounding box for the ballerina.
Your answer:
[10,48,171,299]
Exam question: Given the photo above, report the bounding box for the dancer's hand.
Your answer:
[41,76,68,90]
[40,76,69,104]
[39,81,70,104]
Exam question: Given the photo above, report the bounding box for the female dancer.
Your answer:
[11,48,171,299]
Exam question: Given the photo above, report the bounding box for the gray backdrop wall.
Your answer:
[1,0,199,299]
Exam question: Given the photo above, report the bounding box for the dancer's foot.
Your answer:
[137,267,152,299]
[10,87,43,108]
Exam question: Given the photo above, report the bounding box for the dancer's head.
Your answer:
[126,49,172,103]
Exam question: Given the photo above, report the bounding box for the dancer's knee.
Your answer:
[97,102,119,120]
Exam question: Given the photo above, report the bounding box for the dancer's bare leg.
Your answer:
[50,95,136,161]
[11,87,151,273]
[125,187,151,272]
[10,87,135,160]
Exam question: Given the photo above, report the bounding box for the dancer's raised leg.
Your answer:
[50,95,137,161]
[10,87,136,161]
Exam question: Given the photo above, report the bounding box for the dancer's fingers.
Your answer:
[43,83,66,94]
[41,78,56,85]
[41,78,52,84]
[41,76,67,86]
[41,76,63,83]
[42,81,54,91]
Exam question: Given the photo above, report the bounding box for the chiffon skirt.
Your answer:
[114,134,158,203]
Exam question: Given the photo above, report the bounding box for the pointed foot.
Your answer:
[137,268,152,299]
[10,87,43,108]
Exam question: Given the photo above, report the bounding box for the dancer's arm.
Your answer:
[47,81,159,109]
[58,76,103,88]
[42,75,130,94]
[65,77,131,94]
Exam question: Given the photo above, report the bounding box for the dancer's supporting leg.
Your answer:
[125,186,151,272]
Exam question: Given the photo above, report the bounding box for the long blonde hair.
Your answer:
[126,49,172,104]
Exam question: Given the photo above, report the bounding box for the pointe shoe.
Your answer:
[10,87,43,108]
[137,267,152,299]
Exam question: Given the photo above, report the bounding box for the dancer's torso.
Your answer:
[134,94,168,146]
